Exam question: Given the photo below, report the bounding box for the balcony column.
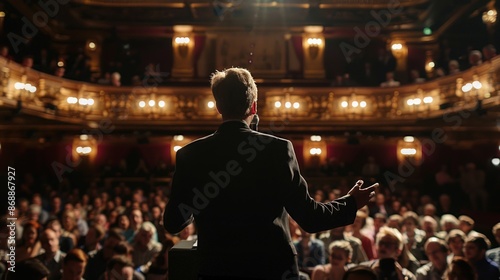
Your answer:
[303,26,325,79]
[172,25,194,78]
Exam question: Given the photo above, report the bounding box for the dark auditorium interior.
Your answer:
[0,0,500,279]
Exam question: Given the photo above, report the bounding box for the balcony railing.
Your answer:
[1,55,499,131]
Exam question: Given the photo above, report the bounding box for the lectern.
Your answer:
[168,239,200,280]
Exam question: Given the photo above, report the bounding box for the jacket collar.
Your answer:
[215,120,252,134]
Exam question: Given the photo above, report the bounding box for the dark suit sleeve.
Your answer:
[281,140,357,233]
[163,148,194,234]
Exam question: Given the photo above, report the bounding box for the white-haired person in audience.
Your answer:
[487,222,500,267]
[311,240,353,280]
[446,229,467,264]
[402,211,426,261]
[464,233,500,280]
[420,216,438,243]
[360,226,416,280]
[132,221,162,269]
[416,237,449,280]
[448,60,461,75]
[436,214,459,239]
[319,225,368,265]
[458,215,479,237]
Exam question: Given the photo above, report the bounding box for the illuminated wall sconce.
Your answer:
[175,37,190,57]
[482,9,497,25]
[491,158,500,167]
[397,136,422,164]
[304,135,326,168]
[72,134,97,160]
[171,134,189,164]
[307,38,322,59]
[14,82,37,100]
[390,41,406,59]
[339,96,368,115]
[207,101,215,109]
[87,41,97,51]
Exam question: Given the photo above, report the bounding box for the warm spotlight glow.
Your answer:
[76,146,92,155]
[403,136,414,143]
[285,101,292,109]
[173,135,184,141]
[139,101,146,108]
[391,43,403,51]
[67,97,78,104]
[79,98,88,106]
[14,82,24,90]
[341,101,348,108]
[428,61,435,68]
[310,135,322,142]
[352,101,359,108]
[407,99,414,106]
[148,100,155,107]
[400,148,417,155]
[309,148,322,155]
[360,101,367,108]
[57,61,64,67]
[88,42,96,50]
[207,101,215,108]
[274,101,282,108]
[158,100,166,108]
[307,38,322,46]
[462,83,473,92]
[423,97,433,104]
[293,102,300,109]
[472,81,482,89]
[413,98,422,105]
[175,37,190,45]
[0,12,5,18]
[492,158,500,166]
[80,134,89,141]
[173,145,182,152]
[87,98,94,106]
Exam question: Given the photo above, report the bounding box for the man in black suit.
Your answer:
[164,67,378,280]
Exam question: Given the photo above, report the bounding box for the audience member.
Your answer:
[486,222,500,267]
[17,220,42,261]
[4,258,50,280]
[443,257,477,280]
[62,248,88,280]
[464,233,500,280]
[311,240,353,280]
[446,229,467,263]
[131,222,162,269]
[37,228,66,280]
[380,72,400,87]
[458,215,479,237]
[482,44,497,61]
[319,226,368,264]
[468,50,483,68]
[416,237,449,280]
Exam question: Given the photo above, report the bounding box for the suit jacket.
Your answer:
[164,120,358,279]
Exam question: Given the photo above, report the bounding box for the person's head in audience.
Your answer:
[105,256,134,280]
[93,196,103,211]
[151,205,162,221]
[373,213,387,235]
[41,228,60,256]
[375,193,385,206]
[482,44,497,60]
[464,233,490,263]
[85,224,105,250]
[401,211,419,234]
[28,204,42,223]
[448,60,460,74]
[113,241,133,260]
[421,215,438,237]
[21,220,41,247]
[424,237,449,273]
[55,67,65,78]
[50,195,62,214]
[342,264,378,280]
[492,222,500,245]
[117,214,130,231]
[62,248,88,280]
[440,214,459,233]
[103,228,125,260]
[111,72,121,87]
[108,210,119,226]
[375,226,403,260]
[62,209,77,233]
[95,213,108,230]
[0,45,9,57]
[46,219,63,238]
[330,226,346,239]
[446,229,467,257]
[458,215,475,235]
[329,240,352,267]
[468,50,483,67]
[130,209,143,231]
[22,55,34,68]
[135,221,156,247]
[443,257,477,280]
[5,258,50,280]
[423,203,437,217]
[387,214,402,231]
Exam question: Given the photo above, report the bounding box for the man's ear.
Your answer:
[250,100,257,114]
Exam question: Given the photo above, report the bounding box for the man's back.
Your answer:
[165,121,358,279]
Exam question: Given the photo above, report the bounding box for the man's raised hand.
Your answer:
[347,180,378,210]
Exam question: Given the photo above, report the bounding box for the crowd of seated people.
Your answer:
[0,163,499,280]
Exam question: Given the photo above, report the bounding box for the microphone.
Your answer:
[250,114,259,131]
